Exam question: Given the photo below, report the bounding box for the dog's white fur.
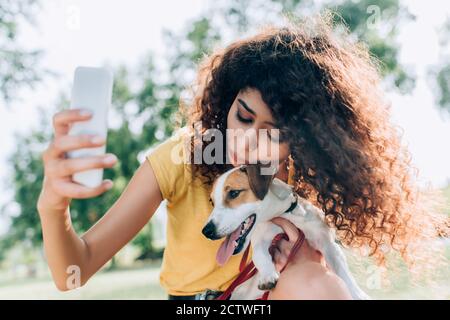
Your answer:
[205,165,370,300]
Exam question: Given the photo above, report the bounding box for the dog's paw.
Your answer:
[258,273,279,290]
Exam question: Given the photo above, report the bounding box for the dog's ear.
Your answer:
[243,162,276,200]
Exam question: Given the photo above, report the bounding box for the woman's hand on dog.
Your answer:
[270,217,325,272]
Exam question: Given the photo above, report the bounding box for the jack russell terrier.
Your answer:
[202,162,370,300]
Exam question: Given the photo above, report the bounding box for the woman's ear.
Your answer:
[243,161,276,200]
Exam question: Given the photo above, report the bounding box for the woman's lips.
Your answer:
[229,150,259,166]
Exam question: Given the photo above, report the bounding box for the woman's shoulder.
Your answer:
[145,127,193,202]
[146,127,190,162]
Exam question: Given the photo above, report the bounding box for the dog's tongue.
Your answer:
[216,227,241,266]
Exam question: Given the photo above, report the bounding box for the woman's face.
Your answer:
[226,87,290,169]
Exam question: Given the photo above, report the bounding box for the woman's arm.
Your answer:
[37,109,163,291]
[38,161,163,291]
[268,261,352,299]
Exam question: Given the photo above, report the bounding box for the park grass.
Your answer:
[0,264,166,300]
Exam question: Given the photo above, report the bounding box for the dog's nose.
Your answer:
[202,221,219,240]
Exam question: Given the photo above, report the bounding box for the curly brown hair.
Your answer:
[175,13,448,276]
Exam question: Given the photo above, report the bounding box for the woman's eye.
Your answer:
[229,190,241,199]
[236,111,253,124]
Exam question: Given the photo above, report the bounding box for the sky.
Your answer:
[0,0,449,234]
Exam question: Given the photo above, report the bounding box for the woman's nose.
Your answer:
[240,128,259,162]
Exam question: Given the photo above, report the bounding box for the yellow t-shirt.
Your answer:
[145,127,252,296]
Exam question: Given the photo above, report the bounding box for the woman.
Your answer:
[37,15,446,299]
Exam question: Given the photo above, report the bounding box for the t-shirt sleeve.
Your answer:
[145,132,188,203]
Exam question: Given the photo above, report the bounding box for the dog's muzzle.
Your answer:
[202,221,221,240]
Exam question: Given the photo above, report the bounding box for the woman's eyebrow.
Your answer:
[237,98,255,115]
[237,98,275,126]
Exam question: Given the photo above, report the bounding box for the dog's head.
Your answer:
[202,161,295,266]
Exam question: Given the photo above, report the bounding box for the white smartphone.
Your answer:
[67,66,114,188]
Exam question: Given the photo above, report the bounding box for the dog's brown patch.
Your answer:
[220,169,259,208]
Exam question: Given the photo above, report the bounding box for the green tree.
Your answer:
[0,0,47,103]
[327,0,416,92]
[189,0,416,93]
[429,18,450,114]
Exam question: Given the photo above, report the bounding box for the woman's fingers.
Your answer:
[52,179,114,199]
[46,134,106,159]
[52,109,92,139]
[277,238,294,256]
[38,108,116,209]
[270,217,302,271]
[271,217,300,242]
[272,239,293,270]
[49,154,117,178]
[272,248,286,272]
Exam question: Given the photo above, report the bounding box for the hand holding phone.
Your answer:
[67,66,114,188]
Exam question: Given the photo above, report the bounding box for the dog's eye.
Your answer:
[228,190,241,200]
[209,197,214,206]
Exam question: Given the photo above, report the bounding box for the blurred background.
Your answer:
[0,0,449,299]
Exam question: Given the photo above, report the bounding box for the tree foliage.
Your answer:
[0,0,47,103]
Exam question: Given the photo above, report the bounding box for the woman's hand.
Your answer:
[270,217,302,272]
[270,217,325,272]
[38,108,117,213]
